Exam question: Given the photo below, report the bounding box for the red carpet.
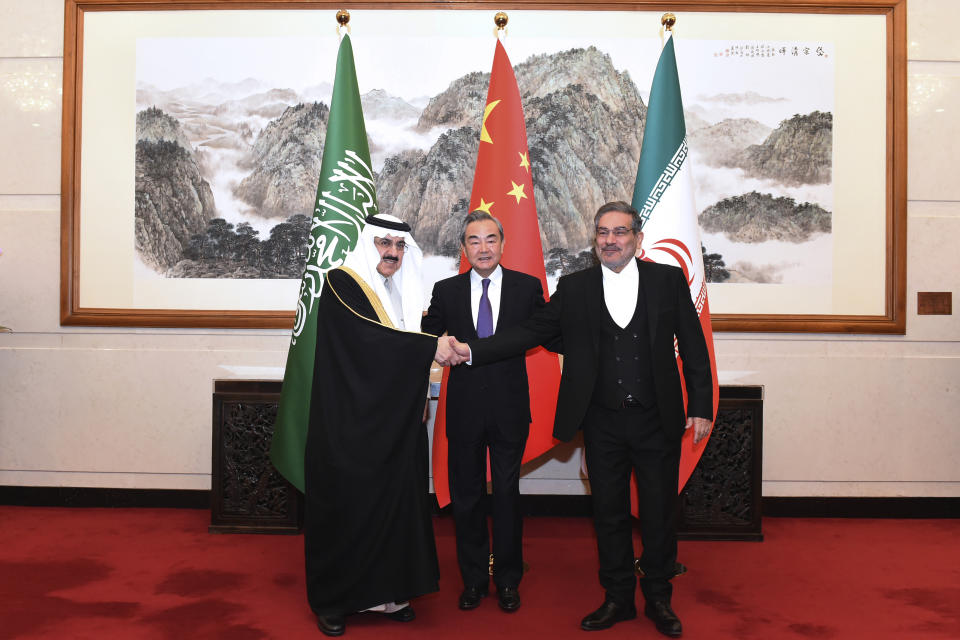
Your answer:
[0,507,957,639]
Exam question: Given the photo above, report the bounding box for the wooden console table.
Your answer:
[210,381,763,540]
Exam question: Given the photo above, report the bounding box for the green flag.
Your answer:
[632,35,686,224]
[630,33,718,492]
[270,34,377,492]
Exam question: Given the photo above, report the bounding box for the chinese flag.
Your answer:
[432,39,562,507]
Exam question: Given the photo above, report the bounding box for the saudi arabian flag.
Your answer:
[632,33,719,492]
[270,34,378,492]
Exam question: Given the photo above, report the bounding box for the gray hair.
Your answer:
[594,201,642,233]
[459,210,505,245]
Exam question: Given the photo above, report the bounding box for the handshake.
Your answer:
[434,335,471,367]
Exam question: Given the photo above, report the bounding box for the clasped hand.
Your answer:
[434,336,471,366]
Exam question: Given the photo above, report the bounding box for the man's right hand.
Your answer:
[435,336,466,367]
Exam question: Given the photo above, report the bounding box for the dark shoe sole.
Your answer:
[645,607,682,637]
[498,599,521,612]
[383,607,415,622]
[580,609,637,631]
[316,619,345,637]
[459,590,488,610]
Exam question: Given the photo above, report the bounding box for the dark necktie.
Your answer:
[477,278,493,338]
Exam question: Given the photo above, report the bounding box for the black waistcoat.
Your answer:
[592,285,656,409]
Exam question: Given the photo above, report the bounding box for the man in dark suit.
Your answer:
[422,211,547,613]
[449,201,713,637]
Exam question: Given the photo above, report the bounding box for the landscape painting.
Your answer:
[133,30,834,302]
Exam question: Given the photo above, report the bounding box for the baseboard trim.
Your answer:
[525,495,960,519]
[0,486,209,509]
[519,494,592,517]
[2,487,956,519]
[762,497,959,519]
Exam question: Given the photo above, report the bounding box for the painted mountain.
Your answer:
[700,191,831,243]
[134,107,216,271]
[380,46,648,256]
[689,110,834,284]
[736,111,832,186]
[134,44,833,285]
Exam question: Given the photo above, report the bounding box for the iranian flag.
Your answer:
[431,38,562,507]
[632,33,720,491]
[271,34,378,492]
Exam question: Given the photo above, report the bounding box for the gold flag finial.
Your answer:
[661,12,676,31]
[494,12,509,30]
[336,8,351,36]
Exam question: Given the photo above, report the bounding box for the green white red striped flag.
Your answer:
[632,33,720,491]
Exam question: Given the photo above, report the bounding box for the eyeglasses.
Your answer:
[374,237,407,252]
[595,227,634,238]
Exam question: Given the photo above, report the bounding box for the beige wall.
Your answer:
[1,0,957,496]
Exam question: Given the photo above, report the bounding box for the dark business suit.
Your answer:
[470,259,712,604]
[422,267,546,590]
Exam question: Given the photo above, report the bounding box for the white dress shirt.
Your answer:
[601,258,639,328]
[382,275,404,329]
[470,265,503,334]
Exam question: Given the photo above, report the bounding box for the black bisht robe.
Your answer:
[304,267,439,616]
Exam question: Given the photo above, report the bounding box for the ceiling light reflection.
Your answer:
[2,66,62,112]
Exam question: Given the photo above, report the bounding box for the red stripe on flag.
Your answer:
[432,39,561,507]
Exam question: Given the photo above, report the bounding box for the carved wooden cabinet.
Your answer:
[209,381,762,540]
[210,380,301,534]
[678,386,763,541]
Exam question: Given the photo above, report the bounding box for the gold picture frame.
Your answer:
[60,0,907,332]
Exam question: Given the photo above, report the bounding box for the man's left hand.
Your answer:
[685,417,713,444]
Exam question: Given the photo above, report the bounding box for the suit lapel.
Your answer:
[498,268,515,326]
[456,271,478,340]
[637,259,660,345]
[587,266,603,349]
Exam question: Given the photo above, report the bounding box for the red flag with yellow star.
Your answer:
[432,39,562,507]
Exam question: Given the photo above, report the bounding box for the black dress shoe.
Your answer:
[382,605,416,622]
[580,599,637,631]
[316,614,345,637]
[497,586,521,612]
[644,601,683,637]
[458,585,489,610]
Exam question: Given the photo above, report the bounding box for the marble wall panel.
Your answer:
[0,470,209,490]
[905,211,960,341]
[0,58,62,194]
[0,344,291,484]
[0,210,60,332]
[908,61,960,201]
[718,349,959,485]
[0,0,64,58]
[762,480,960,498]
[908,0,960,62]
